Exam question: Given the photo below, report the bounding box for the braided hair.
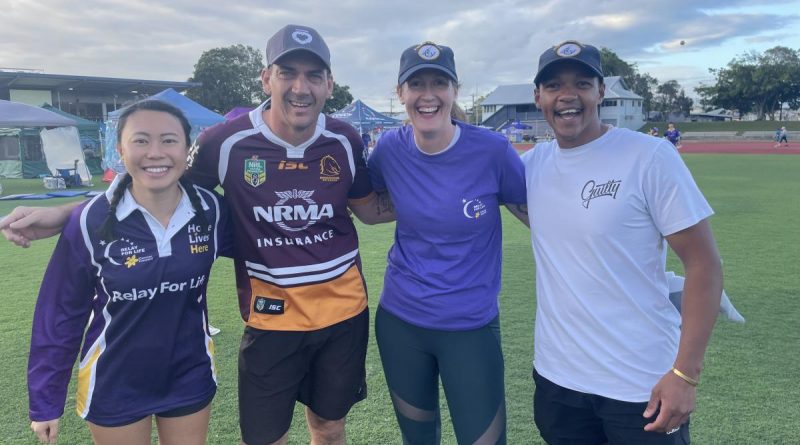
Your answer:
[97,99,209,242]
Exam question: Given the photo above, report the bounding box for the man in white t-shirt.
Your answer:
[521,40,723,445]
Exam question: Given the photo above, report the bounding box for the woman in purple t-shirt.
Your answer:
[368,41,528,445]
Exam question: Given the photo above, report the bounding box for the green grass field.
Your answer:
[1,153,798,444]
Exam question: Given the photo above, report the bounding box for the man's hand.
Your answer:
[0,204,75,247]
[31,419,60,444]
[642,370,696,433]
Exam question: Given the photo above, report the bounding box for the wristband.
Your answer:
[671,367,699,386]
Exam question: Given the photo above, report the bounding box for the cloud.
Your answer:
[2,0,798,110]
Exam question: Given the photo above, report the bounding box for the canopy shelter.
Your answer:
[498,119,532,131]
[102,88,225,172]
[225,106,254,120]
[330,100,401,132]
[499,119,533,143]
[0,99,76,127]
[0,100,90,179]
[42,105,103,175]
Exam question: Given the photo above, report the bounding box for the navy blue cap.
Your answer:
[266,24,331,70]
[398,42,458,85]
[534,40,603,86]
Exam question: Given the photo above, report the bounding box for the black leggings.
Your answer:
[375,306,506,445]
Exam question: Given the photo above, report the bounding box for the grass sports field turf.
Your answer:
[0,152,798,444]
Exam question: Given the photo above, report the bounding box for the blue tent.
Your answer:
[498,119,532,131]
[330,100,400,132]
[102,88,225,171]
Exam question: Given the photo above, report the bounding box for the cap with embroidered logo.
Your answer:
[398,42,458,85]
[266,24,331,70]
[534,40,603,86]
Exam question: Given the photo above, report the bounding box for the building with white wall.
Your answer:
[481,76,644,132]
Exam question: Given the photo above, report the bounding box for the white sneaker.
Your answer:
[209,325,221,336]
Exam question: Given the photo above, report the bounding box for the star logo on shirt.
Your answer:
[99,240,107,246]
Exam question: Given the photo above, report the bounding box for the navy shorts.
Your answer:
[93,392,215,428]
[238,309,368,445]
[533,370,690,445]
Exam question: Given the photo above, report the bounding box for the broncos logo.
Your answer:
[319,155,341,182]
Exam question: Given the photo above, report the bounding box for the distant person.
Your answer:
[523,40,722,445]
[774,126,788,147]
[650,126,660,137]
[361,131,372,149]
[27,100,230,445]
[664,122,681,148]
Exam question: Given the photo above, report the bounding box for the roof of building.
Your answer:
[603,76,643,100]
[482,76,642,106]
[482,84,535,106]
[690,108,732,117]
[0,71,200,96]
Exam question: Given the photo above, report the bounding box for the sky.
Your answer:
[2,0,799,112]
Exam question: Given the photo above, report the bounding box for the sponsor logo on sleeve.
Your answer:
[244,156,267,187]
[254,297,285,315]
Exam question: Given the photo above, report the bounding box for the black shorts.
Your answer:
[238,309,368,445]
[94,392,215,428]
[533,370,690,445]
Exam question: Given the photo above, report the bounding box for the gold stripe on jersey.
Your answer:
[75,344,102,418]
[247,264,367,331]
[203,311,218,384]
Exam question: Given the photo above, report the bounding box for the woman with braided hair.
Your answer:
[27,100,231,445]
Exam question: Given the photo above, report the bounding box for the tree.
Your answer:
[696,54,759,118]
[600,48,657,114]
[600,48,636,79]
[696,46,800,120]
[324,83,354,114]
[760,46,800,119]
[187,44,267,114]
[628,72,658,116]
[653,80,693,118]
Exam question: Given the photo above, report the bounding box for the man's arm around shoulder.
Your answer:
[1,203,79,248]
[348,191,395,225]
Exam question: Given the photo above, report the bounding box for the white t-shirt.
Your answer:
[521,127,713,402]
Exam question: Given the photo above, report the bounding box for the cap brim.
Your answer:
[534,59,603,86]
[271,48,330,70]
[398,64,458,85]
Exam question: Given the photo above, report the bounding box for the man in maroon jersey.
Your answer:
[187,24,393,445]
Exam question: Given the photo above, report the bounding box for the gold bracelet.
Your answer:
[671,367,699,386]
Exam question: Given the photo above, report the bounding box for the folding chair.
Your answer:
[56,160,82,188]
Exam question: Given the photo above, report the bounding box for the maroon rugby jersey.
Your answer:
[188,106,373,331]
